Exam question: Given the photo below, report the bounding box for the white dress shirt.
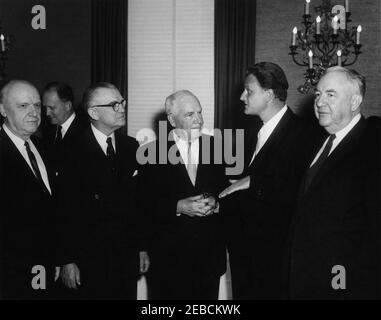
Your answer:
[60,112,76,139]
[2,124,52,194]
[249,105,288,166]
[173,132,200,167]
[310,113,361,167]
[91,123,116,155]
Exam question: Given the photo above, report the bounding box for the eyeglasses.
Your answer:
[91,99,127,112]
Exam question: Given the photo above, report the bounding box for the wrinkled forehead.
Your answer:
[174,95,201,113]
[5,82,40,105]
[90,87,122,105]
[318,71,357,94]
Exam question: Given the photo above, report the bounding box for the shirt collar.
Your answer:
[60,112,76,137]
[261,105,288,133]
[2,123,30,152]
[91,123,115,153]
[333,113,361,142]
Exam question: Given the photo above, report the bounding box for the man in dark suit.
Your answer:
[287,67,381,299]
[138,90,227,300]
[57,82,149,299]
[0,80,56,299]
[42,82,88,176]
[219,62,316,299]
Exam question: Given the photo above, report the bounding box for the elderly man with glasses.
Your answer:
[56,82,149,299]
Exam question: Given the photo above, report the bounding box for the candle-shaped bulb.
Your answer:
[305,0,311,15]
[316,16,321,35]
[337,50,342,66]
[0,34,5,52]
[345,0,349,12]
[333,15,339,34]
[292,27,297,46]
[356,25,362,44]
[308,50,313,69]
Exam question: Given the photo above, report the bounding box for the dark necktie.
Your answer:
[304,134,336,192]
[55,125,63,144]
[25,141,49,194]
[106,137,116,172]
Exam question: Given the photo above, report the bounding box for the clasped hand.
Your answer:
[177,194,217,217]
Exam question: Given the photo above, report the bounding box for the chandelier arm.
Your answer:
[291,53,309,67]
[342,53,359,67]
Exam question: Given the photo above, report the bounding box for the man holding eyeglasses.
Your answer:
[57,82,149,299]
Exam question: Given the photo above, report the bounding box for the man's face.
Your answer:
[43,90,72,125]
[168,95,204,140]
[0,82,41,140]
[88,87,126,132]
[240,74,269,117]
[314,72,359,134]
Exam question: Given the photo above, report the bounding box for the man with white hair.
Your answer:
[138,90,227,299]
[287,67,381,299]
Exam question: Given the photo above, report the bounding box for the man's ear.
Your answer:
[350,94,362,112]
[265,89,275,102]
[87,107,99,121]
[65,101,73,113]
[167,113,176,128]
[0,103,6,118]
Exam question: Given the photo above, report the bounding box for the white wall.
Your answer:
[128,0,215,140]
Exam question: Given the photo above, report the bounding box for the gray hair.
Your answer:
[324,66,366,97]
[165,90,201,115]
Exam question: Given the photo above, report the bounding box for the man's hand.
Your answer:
[60,263,81,289]
[139,251,150,274]
[177,195,215,217]
[199,196,218,216]
[219,176,250,198]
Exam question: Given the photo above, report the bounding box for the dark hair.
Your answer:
[43,82,74,105]
[246,62,289,102]
[82,82,118,111]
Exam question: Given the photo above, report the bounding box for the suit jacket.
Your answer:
[138,134,228,279]
[287,117,381,299]
[57,127,141,280]
[0,129,55,299]
[43,115,88,174]
[223,107,318,299]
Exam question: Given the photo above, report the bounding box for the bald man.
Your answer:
[0,80,56,299]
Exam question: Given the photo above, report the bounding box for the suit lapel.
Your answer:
[0,130,46,187]
[250,108,295,171]
[305,117,366,193]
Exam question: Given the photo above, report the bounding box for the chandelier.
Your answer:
[289,0,362,93]
[0,20,11,82]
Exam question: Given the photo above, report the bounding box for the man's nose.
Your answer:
[194,113,203,124]
[29,105,40,117]
[315,95,325,107]
[240,91,246,102]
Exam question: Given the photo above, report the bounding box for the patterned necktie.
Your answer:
[304,134,336,192]
[24,141,49,194]
[187,141,197,186]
